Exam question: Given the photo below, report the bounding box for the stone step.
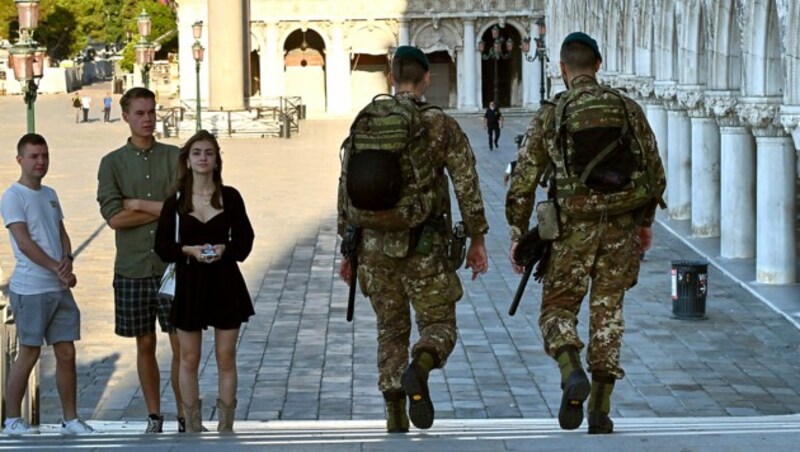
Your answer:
[5,415,800,449]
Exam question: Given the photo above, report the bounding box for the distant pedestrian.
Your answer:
[72,93,81,123]
[1,133,94,436]
[80,94,91,123]
[103,92,112,122]
[484,100,503,151]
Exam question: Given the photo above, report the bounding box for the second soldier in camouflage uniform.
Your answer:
[506,33,666,434]
[338,46,489,432]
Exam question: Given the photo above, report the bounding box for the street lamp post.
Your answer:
[192,20,204,132]
[479,24,514,107]
[135,9,154,88]
[9,0,43,133]
[522,18,548,105]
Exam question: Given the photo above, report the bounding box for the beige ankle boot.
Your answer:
[217,398,237,432]
[182,400,204,432]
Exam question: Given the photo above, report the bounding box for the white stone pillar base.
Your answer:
[667,109,691,219]
[755,135,797,284]
[720,127,756,259]
[690,116,721,237]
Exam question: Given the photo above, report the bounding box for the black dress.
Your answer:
[155,186,255,331]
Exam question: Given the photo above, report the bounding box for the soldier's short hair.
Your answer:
[16,133,48,156]
[560,42,599,71]
[120,87,156,113]
[391,57,427,86]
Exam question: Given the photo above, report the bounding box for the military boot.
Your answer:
[587,373,615,434]
[555,345,590,430]
[383,390,409,433]
[401,351,437,429]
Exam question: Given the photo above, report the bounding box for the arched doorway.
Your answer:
[350,53,390,109]
[284,29,326,114]
[426,51,456,107]
[479,23,523,108]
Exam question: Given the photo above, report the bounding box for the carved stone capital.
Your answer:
[738,100,782,136]
[654,81,678,109]
[636,78,655,100]
[677,87,705,116]
[705,91,739,126]
[780,105,800,150]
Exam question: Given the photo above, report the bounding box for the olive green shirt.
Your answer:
[97,139,179,278]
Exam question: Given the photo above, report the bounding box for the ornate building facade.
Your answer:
[176,0,800,286]
[177,0,546,115]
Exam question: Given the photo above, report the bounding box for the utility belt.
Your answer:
[378,215,467,271]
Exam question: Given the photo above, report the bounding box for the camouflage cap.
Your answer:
[393,45,429,71]
[561,32,602,62]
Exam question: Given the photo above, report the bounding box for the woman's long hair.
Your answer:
[174,129,224,214]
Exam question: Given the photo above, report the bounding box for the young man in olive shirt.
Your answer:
[96,87,184,433]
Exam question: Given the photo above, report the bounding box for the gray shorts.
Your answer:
[8,289,81,347]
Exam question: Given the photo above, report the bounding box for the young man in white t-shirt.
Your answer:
[0,134,93,436]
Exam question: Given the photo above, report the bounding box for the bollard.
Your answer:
[283,114,291,139]
[671,260,708,320]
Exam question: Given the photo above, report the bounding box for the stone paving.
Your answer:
[2,83,800,430]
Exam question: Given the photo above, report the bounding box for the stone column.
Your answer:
[656,82,691,220]
[646,103,668,169]
[398,20,410,46]
[463,19,478,110]
[708,94,753,258]
[208,0,245,110]
[326,21,350,115]
[741,102,797,284]
[684,90,720,237]
[260,21,281,98]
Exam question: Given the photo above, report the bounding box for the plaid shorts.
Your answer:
[113,274,175,337]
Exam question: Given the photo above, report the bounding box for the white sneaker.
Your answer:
[61,418,94,435]
[3,418,40,436]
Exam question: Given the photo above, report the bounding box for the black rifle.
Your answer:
[341,225,361,322]
[508,226,551,316]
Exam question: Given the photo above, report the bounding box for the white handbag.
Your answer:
[158,194,180,299]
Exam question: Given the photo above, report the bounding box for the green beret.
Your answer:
[393,45,429,71]
[562,32,602,62]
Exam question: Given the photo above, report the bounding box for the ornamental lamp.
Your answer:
[478,39,485,53]
[31,46,46,77]
[491,25,500,39]
[137,9,152,39]
[521,36,531,54]
[9,42,33,81]
[536,18,546,38]
[505,38,514,52]
[15,0,40,31]
[192,42,204,62]
[192,20,203,40]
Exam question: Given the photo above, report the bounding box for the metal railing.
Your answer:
[178,96,304,138]
[0,300,39,426]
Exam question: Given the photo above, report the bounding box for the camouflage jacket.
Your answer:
[506,75,666,241]
[338,92,489,246]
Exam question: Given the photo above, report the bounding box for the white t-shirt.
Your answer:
[1,182,65,294]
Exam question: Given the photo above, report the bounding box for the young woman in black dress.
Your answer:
[155,130,254,432]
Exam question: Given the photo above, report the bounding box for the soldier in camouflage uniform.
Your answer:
[506,33,666,434]
[338,46,489,432]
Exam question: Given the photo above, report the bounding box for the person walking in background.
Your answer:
[1,133,94,436]
[103,92,113,123]
[72,93,81,124]
[155,130,255,433]
[80,94,91,123]
[96,87,185,434]
[484,100,503,151]
[506,32,665,434]
[338,46,489,433]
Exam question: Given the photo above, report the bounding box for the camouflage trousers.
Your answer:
[539,213,639,380]
[359,251,463,392]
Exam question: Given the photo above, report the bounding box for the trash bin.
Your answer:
[671,260,708,319]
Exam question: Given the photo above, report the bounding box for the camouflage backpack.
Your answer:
[549,84,665,220]
[340,94,440,231]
